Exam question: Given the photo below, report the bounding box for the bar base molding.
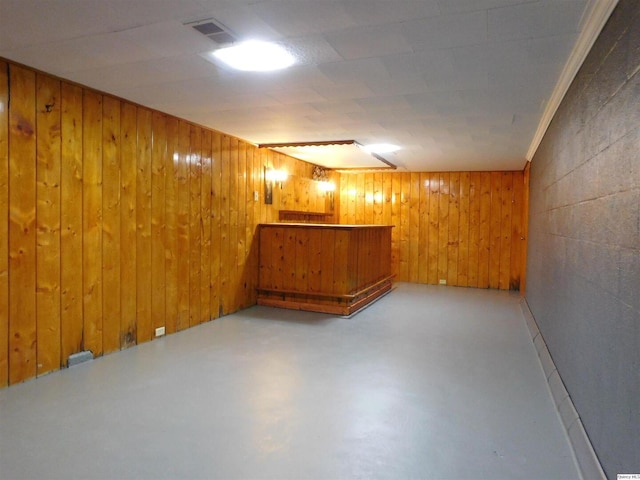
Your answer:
[258,275,393,316]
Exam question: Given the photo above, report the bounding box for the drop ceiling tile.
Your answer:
[205,92,284,111]
[268,104,323,121]
[267,88,326,105]
[382,49,452,78]
[378,111,440,129]
[526,34,578,65]
[0,0,124,49]
[341,0,441,26]
[405,91,468,115]
[312,81,376,101]
[107,0,208,26]
[250,1,356,37]
[70,55,219,91]
[324,24,413,60]
[450,44,490,78]
[488,0,586,42]
[401,10,488,50]
[338,121,388,137]
[285,35,344,65]
[317,57,391,84]
[118,76,227,107]
[437,0,535,14]
[354,95,412,112]
[69,62,163,91]
[425,69,490,93]
[307,100,364,115]
[419,48,490,92]
[2,33,153,78]
[115,21,213,57]
[346,110,409,124]
[364,77,430,97]
[488,61,561,94]
[204,64,335,95]
[271,65,337,89]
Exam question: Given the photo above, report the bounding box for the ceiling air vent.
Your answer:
[187,19,237,45]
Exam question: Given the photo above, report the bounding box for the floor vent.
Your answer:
[186,18,237,45]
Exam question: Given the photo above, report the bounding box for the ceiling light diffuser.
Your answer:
[362,143,401,154]
[212,41,295,71]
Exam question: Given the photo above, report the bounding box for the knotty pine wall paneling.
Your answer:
[35,74,62,376]
[176,120,190,331]
[228,136,239,314]
[218,134,230,316]
[0,61,8,387]
[210,131,222,318]
[9,65,37,384]
[151,111,167,337]
[188,125,202,328]
[0,60,331,387]
[102,95,121,355]
[60,82,84,363]
[338,170,526,290]
[120,102,137,348]
[200,129,212,322]
[467,173,480,287]
[136,108,153,343]
[82,90,103,357]
[164,117,179,334]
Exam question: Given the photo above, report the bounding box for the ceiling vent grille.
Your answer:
[186,19,237,45]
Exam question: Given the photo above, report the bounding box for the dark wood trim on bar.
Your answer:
[257,274,395,300]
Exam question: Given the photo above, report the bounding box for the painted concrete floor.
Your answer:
[0,283,580,480]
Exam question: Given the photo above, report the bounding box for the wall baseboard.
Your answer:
[520,299,607,480]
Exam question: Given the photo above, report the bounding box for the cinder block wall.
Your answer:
[526,1,640,477]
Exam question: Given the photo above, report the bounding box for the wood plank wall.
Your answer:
[338,171,526,290]
[0,60,330,387]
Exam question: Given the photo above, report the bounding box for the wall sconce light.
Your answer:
[267,168,288,187]
[317,181,335,193]
[318,180,336,211]
[264,167,288,204]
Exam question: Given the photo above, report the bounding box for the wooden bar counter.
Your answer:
[257,223,393,315]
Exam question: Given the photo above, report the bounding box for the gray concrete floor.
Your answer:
[0,283,580,480]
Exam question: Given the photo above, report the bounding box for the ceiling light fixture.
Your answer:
[362,143,401,154]
[258,140,398,170]
[212,40,295,72]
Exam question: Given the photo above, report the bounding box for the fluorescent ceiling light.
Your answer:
[362,143,401,154]
[212,41,295,71]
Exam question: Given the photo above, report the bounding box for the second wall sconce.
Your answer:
[264,167,288,204]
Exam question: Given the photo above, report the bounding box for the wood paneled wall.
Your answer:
[338,171,526,290]
[0,60,330,387]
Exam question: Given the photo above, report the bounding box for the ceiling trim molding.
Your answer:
[258,139,356,149]
[526,0,619,162]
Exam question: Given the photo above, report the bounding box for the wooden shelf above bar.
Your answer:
[278,210,334,223]
[258,223,393,316]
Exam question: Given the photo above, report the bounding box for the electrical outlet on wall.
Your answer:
[155,326,166,337]
[439,279,447,285]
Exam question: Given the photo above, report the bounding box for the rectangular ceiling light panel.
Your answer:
[260,141,396,170]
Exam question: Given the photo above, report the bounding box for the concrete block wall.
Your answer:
[526,1,640,478]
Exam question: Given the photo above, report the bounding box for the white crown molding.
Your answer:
[526,0,619,161]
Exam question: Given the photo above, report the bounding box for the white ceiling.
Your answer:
[0,0,599,171]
